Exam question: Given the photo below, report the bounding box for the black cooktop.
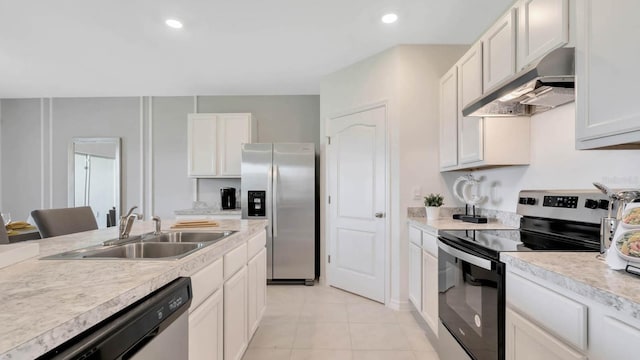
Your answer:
[439,219,600,262]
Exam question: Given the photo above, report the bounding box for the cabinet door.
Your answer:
[575,0,640,148]
[482,8,517,91]
[409,226,422,246]
[256,247,267,323]
[457,43,484,165]
[421,250,438,336]
[247,248,267,339]
[408,242,422,310]
[439,66,458,169]
[188,114,218,177]
[224,265,248,360]
[595,315,640,359]
[189,288,223,360]
[506,307,587,360]
[218,114,250,176]
[517,0,569,70]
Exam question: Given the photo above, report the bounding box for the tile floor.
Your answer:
[243,284,440,360]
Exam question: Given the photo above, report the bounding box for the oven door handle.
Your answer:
[438,240,492,270]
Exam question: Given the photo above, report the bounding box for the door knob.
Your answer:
[375,212,385,218]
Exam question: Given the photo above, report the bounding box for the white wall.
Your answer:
[446,102,640,212]
[1,95,319,221]
[320,45,467,308]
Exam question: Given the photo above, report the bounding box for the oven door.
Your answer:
[438,238,504,360]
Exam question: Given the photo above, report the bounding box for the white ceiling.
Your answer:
[0,0,512,98]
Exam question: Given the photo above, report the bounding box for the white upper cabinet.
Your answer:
[439,42,530,172]
[575,0,640,149]
[517,0,569,71]
[439,67,459,170]
[188,113,256,178]
[457,43,485,165]
[482,8,517,91]
[188,114,218,177]
[217,114,251,176]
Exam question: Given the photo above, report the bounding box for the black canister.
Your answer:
[220,187,236,210]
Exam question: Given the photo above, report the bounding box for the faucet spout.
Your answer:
[152,216,162,235]
[119,206,143,239]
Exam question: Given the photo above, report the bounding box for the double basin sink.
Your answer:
[43,231,236,260]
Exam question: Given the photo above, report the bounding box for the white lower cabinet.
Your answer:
[506,266,640,360]
[224,265,248,360]
[189,258,224,360]
[408,241,422,309]
[187,229,266,360]
[421,249,438,335]
[506,307,586,360]
[408,224,439,337]
[189,289,224,360]
[247,247,267,339]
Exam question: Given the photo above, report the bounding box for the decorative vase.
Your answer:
[425,206,440,220]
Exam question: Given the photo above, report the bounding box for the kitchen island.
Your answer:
[0,219,267,359]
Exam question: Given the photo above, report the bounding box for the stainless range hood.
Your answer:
[462,47,575,117]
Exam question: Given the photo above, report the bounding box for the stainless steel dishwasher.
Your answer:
[39,277,192,360]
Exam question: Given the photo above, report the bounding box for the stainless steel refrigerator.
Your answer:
[241,143,315,285]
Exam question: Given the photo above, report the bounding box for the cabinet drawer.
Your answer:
[224,242,248,279]
[409,226,422,246]
[247,231,266,260]
[506,272,587,351]
[422,231,438,257]
[190,258,223,311]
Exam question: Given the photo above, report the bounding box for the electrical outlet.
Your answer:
[412,186,422,200]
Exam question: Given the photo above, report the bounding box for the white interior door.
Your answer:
[328,105,386,303]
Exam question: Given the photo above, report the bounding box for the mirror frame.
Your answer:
[67,137,122,221]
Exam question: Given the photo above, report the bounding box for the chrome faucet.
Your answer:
[119,206,143,239]
[152,216,162,235]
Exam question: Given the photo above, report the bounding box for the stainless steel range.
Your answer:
[437,190,611,360]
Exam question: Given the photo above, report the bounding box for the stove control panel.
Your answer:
[543,195,579,208]
[518,190,610,225]
[584,199,599,209]
[519,197,537,205]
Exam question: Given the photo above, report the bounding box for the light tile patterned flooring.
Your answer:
[243,284,440,360]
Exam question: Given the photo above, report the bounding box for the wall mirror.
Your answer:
[68,137,121,229]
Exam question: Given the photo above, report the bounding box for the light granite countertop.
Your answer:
[174,208,242,216]
[408,217,519,232]
[501,252,640,320]
[0,219,267,359]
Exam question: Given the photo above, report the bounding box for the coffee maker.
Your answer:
[220,187,237,210]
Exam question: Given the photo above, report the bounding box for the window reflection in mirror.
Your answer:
[68,138,121,229]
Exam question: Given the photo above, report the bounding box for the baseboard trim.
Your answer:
[388,298,411,311]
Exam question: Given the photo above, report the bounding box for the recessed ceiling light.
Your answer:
[165,19,183,29]
[381,13,398,24]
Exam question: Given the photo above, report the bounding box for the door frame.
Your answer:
[324,101,391,305]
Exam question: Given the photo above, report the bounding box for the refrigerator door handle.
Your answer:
[272,164,279,238]
[267,164,273,235]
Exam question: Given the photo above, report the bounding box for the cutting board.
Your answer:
[0,242,40,269]
[171,220,219,229]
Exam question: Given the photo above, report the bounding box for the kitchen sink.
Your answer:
[139,231,235,244]
[41,231,236,260]
[83,242,204,259]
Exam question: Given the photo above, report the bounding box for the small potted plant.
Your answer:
[424,193,444,220]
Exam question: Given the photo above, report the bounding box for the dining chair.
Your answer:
[31,206,98,238]
[0,214,9,244]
